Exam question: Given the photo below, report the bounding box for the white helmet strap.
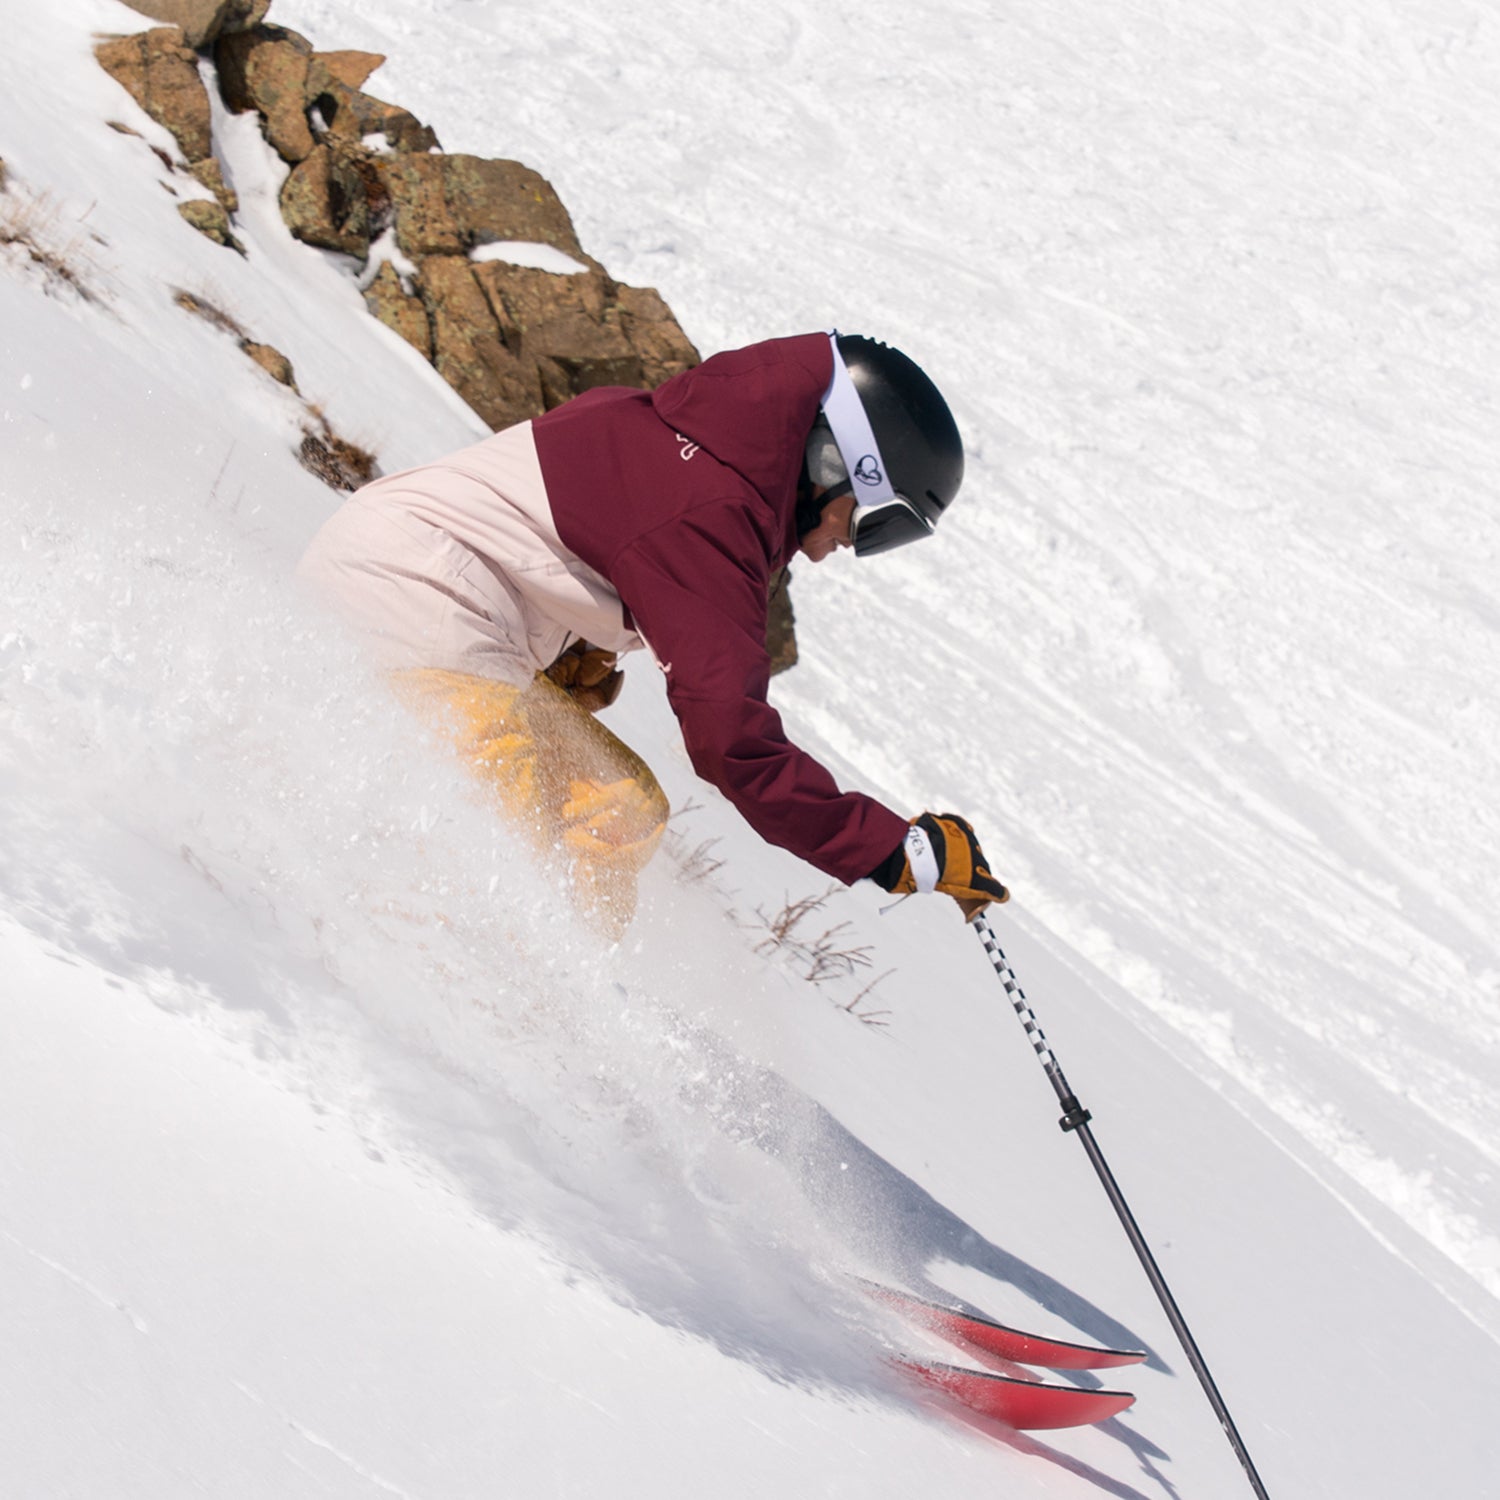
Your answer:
[821,332,896,507]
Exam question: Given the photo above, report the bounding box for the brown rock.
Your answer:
[241,340,297,387]
[113,0,232,49]
[416,256,544,429]
[381,155,583,261]
[443,156,584,258]
[529,355,575,411]
[177,197,241,249]
[310,50,386,93]
[95,27,213,164]
[114,0,268,47]
[187,156,238,213]
[765,567,799,676]
[613,283,700,387]
[214,25,315,163]
[377,154,458,257]
[219,0,272,37]
[306,74,440,157]
[362,260,431,359]
[473,260,608,344]
[279,144,369,256]
[473,261,640,400]
[469,260,700,407]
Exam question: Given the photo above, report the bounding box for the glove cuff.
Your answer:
[866,840,909,892]
[904,819,941,894]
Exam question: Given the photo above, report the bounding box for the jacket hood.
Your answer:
[650,333,833,562]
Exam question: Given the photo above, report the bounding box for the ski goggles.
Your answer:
[850,493,937,556]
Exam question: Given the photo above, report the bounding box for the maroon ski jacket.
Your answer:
[533,333,909,885]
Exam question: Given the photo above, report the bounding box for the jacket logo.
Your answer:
[676,433,700,462]
[854,454,883,485]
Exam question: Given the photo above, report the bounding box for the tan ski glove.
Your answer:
[879,812,1010,917]
[542,640,624,714]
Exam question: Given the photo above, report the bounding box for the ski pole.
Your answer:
[970,911,1272,1500]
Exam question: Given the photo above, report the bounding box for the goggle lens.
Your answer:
[850,496,936,557]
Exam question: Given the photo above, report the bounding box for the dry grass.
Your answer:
[752,889,873,982]
[172,286,248,339]
[661,801,729,889]
[836,969,895,1027]
[750,888,895,1024]
[676,836,726,885]
[0,175,108,304]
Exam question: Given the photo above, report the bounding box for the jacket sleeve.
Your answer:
[610,500,909,885]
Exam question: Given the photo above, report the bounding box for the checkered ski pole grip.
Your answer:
[970,910,1092,1133]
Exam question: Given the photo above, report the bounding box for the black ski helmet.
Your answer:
[799,333,965,555]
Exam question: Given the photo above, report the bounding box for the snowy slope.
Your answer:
[4,1,1499,1497]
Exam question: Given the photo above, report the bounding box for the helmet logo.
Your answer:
[854,454,884,486]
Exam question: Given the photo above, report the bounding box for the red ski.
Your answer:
[859,1278,1146,1371]
[902,1358,1136,1430]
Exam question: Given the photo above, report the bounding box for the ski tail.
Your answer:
[901,1358,1136,1430]
[857,1277,1146,1371]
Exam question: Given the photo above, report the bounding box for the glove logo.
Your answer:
[854,454,884,486]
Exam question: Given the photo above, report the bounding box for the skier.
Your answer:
[297,331,1008,934]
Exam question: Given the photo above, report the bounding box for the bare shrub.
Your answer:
[838,969,895,1027]
[749,889,896,1023]
[299,409,377,492]
[659,801,729,889]
[676,836,725,886]
[0,176,107,304]
[751,889,871,981]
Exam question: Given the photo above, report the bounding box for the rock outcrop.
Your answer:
[100,9,700,431]
[203,16,701,430]
[278,144,370,255]
[95,3,798,669]
[95,26,246,252]
[361,261,431,359]
[95,27,213,164]
[216,24,317,162]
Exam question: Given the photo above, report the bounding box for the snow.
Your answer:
[3,0,1499,1496]
[469,240,591,275]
